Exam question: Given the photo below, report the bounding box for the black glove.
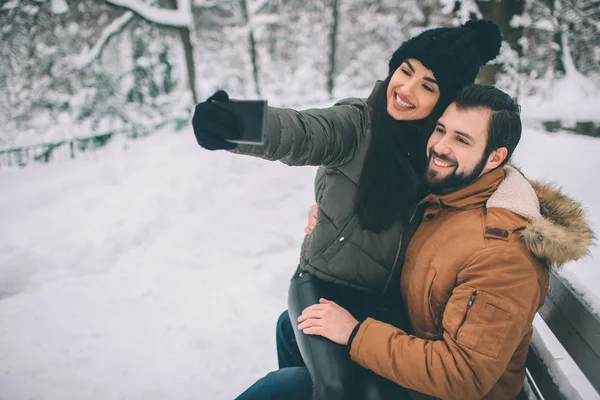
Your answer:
[192,90,241,151]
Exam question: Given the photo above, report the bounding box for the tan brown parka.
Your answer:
[349,166,594,400]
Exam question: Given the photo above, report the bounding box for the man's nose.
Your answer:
[433,139,452,155]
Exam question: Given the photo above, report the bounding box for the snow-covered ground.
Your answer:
[1,112,599,398]
[512,122,600,400]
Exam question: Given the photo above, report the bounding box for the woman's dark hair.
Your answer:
[355,75,448,233]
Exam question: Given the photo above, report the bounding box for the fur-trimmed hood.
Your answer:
[487,166,595,267]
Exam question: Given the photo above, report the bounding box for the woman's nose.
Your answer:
[402,78,418,97]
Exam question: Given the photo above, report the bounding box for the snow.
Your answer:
[105,0,191,28]
[519,70,600,122]
[531,315,600,400]
[50,0,69,14]
[1,0,19,11]
[0,130,317,399]
[512,122,600,316]
[0,107,599,399]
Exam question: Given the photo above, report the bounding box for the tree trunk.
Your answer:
[476,0,525,85]
[180,26,198,103]
[240,0,262,97]
[546,0,566,75]
[165,0,198,103]
[327,0,339,99]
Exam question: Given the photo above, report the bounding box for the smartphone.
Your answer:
[213,99,268,145]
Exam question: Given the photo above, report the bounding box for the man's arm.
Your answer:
[229,99,368,167]
[349,248,542,399]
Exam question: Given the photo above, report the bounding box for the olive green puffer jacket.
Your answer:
[230,93,413,295]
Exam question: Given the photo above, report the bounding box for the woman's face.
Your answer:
[386,58,440,121]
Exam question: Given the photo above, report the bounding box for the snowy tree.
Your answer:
[4,0,597,148]
[0,0,122,143]
[0,0,186,144]
[237,0,280,97]
[105,0,198,102]
[509,0,600,97]
[333,0,431,95]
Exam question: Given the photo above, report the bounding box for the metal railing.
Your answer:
[0,118,188,168]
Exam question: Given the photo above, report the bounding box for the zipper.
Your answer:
[454,289,478,340]
[391,233,403,274]
[392,206,419,267]
[383,206,420,295]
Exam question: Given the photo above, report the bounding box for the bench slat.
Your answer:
[537,270,600,393]
[526,345,567,400]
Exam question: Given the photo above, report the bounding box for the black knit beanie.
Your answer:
[388,19,502,100]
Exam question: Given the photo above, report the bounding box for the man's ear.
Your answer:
[485,147,508,171]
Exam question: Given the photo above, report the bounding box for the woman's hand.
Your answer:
[304,204,318,235]
[297,298,359,345]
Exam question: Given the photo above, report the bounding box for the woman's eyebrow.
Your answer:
[405,60,438,84]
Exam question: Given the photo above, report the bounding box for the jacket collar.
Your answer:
[420,167,505,210]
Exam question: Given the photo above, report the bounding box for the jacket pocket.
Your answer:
[453,291,515,359]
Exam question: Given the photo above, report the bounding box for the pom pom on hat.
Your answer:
[464,19,502,64]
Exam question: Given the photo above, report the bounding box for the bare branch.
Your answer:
[248,0,270,16]
[105,0,191,28]
[72,10,135,69]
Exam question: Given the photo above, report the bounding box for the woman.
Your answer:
[192,20,502,399]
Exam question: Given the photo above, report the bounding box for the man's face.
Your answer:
[425,103,492,193]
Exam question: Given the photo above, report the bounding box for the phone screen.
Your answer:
[214,99,268,145]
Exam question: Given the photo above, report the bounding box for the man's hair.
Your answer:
[455,84,521,165]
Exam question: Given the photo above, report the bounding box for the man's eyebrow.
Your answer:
[437,122,476,142]
[456,130,475,142]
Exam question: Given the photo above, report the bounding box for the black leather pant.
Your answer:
[287,269,411,400]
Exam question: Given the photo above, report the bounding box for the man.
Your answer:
[296,84,594,399]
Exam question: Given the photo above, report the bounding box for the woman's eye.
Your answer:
[401,69,411,76]
[423,84,434,93]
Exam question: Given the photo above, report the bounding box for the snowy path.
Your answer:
[0,124,598,399]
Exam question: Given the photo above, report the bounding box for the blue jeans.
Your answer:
[235,367,312,400]
[235,312,312,400]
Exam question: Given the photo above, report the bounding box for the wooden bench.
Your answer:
[523,270,600,399]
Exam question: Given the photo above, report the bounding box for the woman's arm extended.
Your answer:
[230,98,369,167]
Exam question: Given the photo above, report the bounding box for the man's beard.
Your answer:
[425,150,489,194]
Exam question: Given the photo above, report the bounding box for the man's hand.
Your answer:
[298,298,359,345]
[304,204,318,235]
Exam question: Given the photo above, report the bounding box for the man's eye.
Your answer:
[435,127,445,134]
[457,137,469,145]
